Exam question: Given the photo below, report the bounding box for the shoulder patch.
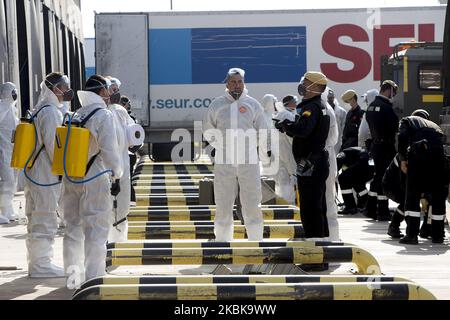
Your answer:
[302,111,312,117]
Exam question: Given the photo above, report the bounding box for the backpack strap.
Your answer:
[79,108,103,128]
[28,105,53,168]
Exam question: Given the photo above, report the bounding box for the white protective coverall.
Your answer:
[203,88,269,241]
[0,82,19,224]
[260,94,277,177]
[107,103,135,243]
[63,91,123,284]
[272,108,297,204]
[358,89,378,149]
[322,91,340,241]
[333,99,347,154]
[24,82,64,277]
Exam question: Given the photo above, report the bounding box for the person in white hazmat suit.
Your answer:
[260,94,277,178]
[107,77,136,243]
[327,89,347,154]
[322,88,340,241]
[25,72,74,278]
[63,75,123,286]
[203,68,270,242]
[358,89,379,149]
[0,82,19,224]
[271,95,298,204]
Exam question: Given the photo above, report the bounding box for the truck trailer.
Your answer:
[94,6,446,160]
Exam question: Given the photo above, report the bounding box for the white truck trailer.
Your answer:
[94,6,446,160]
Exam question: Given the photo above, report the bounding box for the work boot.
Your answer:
[431,238,444,244]
[341,190,357,214]
[399,235,419,245]
[387,224,404,239]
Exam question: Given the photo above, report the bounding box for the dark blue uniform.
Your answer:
[397,116,448,243]
[365,95,399,221]
[282,95,330,238]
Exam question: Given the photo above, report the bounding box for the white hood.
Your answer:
[34,81,61,111]
[362,89,379,110]
[261,94,277,114]
[77,90,107,109]
[0,82,18,126]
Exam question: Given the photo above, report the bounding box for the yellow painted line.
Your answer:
[422,94,443,103]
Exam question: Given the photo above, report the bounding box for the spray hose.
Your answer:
[63,112,113,184]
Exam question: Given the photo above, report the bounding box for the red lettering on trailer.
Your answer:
[320,23,436,83]
[321,24,371,83]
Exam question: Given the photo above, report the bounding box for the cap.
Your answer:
[341,90,357,102]
[382,80,398,90]
[411,109,430,120]
[303,71,328,85]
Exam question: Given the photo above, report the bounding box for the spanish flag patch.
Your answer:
[302,111,312,117]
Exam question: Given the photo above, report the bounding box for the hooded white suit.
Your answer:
[203,88,269,241]
[24,81,64,278]
[0,82,19,224]
[63,91,123,284]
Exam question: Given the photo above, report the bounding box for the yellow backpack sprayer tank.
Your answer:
[52,124,90,178]
[10,118,36,169]
[52,108,103,178]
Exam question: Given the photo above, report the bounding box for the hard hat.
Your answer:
[341,90,357,102]
[303,71,328,85]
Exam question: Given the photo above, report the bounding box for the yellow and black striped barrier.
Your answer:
[132,174,213,181]
[136,195,200,206]
[128,204,299,211]
[106,246,380,274]
[73,282,435,300]
[127,220,300,226]
[127,224,305,240]
[106,240,347,250]
[134,185,199,195]
[132,179,199,187]
[127,209,300,222]
[76,274,410,293]
[133,165,212,175]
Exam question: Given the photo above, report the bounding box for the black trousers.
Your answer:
[339,162,373,209]
[405,148,447,239]
[129,153,137,202]
[368,143,396,217]
[383,155,406,228]
[297,151,330,238]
